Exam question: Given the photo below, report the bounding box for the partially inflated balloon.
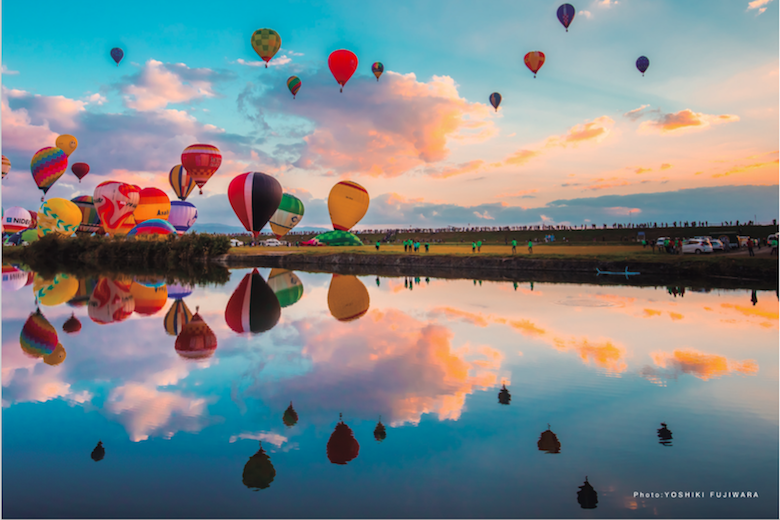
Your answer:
[489,92,502,112]
[71,162,89,183]
[33,273,79,307]
[328,181,369,231]
[328,50,358,92]
[168,201,198,235]
[287,76,301,98]
[169,164,196,201]
[130,282,168,315]
[128,219,177,239]
[524,51,546,78]
[31,147,68,200]
[225,269,281,334]
[164,299,193,336]
[110,47,124,66]
[56,135,78,156]
[267,269,304,308]
[270,193,304,238]
[557,4,575,31]
[181,144,222,195]
[327,274,369,322]
[20,309,58,359]
[3,207,32,234]
[71,196,102,234]
[250,28,282,67]
[175,312,217,360]
[93,181,140,236]
[228,172,282,238]
[371,62,384,81]
[135,188,170,223]
[636,56,649,76]
[2,155,11,179]
[37,198,81,238]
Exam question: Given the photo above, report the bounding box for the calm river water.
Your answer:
[2,266,778,519]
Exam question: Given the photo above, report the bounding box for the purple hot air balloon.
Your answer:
[636,56,650,76]
[110,47,124,66]
[557,4,576,32]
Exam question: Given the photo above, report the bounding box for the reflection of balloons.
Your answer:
[371,62,384,81]
[3,207,32,234]
[270,193,304,239]
[110,47,124,66]
[524,51,546,78]
[327,274,369,322]
[657,422,673,446]
[55,134,78,156]
[71,196,102,234]
[128,219,177,239]
[43,343,67,366]
[537,425,561,453]
[168,201,198,235]
[134,275,166,288]
[328,50,359,92]
[37,198,81,238]
[2,155,11,179]
[167,283,193,299]
[636,56,649,76]
[135,188,170,223]
[225,269,281,333]
[181,144,222,195]
[228,172,283,238]
[93,181,140,236]
[63,313,82,334]
[34,273,79,306]
[71,162,89,183]
[88,278,135,324]
[243,443,276,490]
[557,4,575,31]
[328,181,369,231]
[91,441,105,462]
[267,269,304,308]
[498,383,511,405]
[67,277,98,307]
[175,311,218,360]
[2,265,29,292]
[287,76,301,98]
[250,28,282,68]
[164,299,193,336]
[130,282,168,316]
[31,147,68,200]
[327,414,360,465]
[577,477,598,509]
[20,309,58,359]
[169,164,196,201]
[283,402,299,428]
[374,419,387,442]
[489,92,502,112]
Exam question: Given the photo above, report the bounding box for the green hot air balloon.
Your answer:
[270,193,304,239]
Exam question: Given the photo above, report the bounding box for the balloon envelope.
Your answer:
[327,274,370,322]
[225,269,281,334]
[93,181,140,236]
[557,4,575,30]
[130,282,168,315]
[328,181,369,231]
[164,298,193,336]
[267,269,304,308]
[287,76,301,98]
[489,92,502,112]
[328,50,358,91]
[309,230,363,246]
[63,314,82,334]
[88,278,135,324]
[127,219,177,239]
[20,309,58,358]
[2,155,11,179]
[71,162,90,181]
[169,164,196,201]
[110,47,124,65]
[371,62,384,80]
[636,56,650,74]
[37,198,81,238]
[524,51,546,76]
[31,147,68,197]
[2,265,28,292]
[55,135,78,157]
[270,193,304,238]
[283,403,299,428]
[34,273,79,306]
[327,420,360,464]
[181,144,222,194]
[71,196,102,234]
[167,283,193,299]
[135,188,170,223]
[168,201,198,235]
[243,444,276,490]
[3,207,32,234]
[228,172,283,238]
[250,28,282,66]
[175,312,218,360]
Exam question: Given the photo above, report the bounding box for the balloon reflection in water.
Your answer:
[88,278,135,324]
[243,442,276,490]
[20,308,58,358]
[374,419,387,442]
[327,413,360,465]
[267,268,303,308]
[2,265,29,292]
[67,277,98,307]
[175,311,217,360]
[33,273,79,306]
[657,423,673,446]
[225,269,281,334]
[577,477,598,509]
[327,274,369,322]
[537,425,561,454]
[62,313,82,334]
[164,299,193,336]
[498,383,511,405]
[43,344,67,366]
[91,441,105,462]
[130,282,168,316]
[283,402,298,428]
[167,283,193,299]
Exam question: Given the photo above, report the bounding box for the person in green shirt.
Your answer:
[771,238,778,255]
[528,240,533,254]
[511,239,517,254]
[472,242,476,253]
[425,242,429,252]
[414,241,420,252]
[375,240,380,251]
[403,240,408,252]
[477,240,482,252]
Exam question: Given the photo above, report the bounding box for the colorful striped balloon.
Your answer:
[164,298,193,336]
[71,196,102,234]
[20,309,58,358]
[3,207,32,234]
[88,277,135,325]
[127,218,177,238]
[372,62,384,81]
[2,155,11,179]
[181,144,222,194]
[135,187,170,223]
[169,201,198,235]
[287,76,301,98]
[130,282,168,315]
[169,164,196,201]
[31,147,68,200]
[224,269,281,334]
[93,181,140,236]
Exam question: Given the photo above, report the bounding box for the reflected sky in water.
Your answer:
[2,266,778,518]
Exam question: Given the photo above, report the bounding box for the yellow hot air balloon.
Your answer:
[135,187,171,223]
[55,134,78,156]
[37,198,82,238]
[327,181,369,231]
[129,282,168,316]
[43,343,67,366]
[33,273,79,307]
[327,274,370,322]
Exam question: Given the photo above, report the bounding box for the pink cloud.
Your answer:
[426,160,485,179]
[638,109,739,135]
[650,348,758,381]
[123,60,218,111]
[746,0,773,11]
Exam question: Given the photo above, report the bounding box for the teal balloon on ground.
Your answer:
[303,230,363,246]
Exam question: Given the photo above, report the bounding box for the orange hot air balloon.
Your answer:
[129,282,168,316]
[181,144,222,195]
[327,414,360,464]
[175,311,218,360]
[524,51,545,78]
[134,188,170,224]
[327,181,369,231]
[327,274,369,322]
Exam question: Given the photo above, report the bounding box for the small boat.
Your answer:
[596,266,640,278]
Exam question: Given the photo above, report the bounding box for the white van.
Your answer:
[262,238,282,247]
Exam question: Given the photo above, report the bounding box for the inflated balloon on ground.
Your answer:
[3,207,32,234]
[135,188,170,223]
[128,219,176,239]
[93,181,140,236]
[71,196,102,234]
[37,198,81,238]
[168,201,198,235]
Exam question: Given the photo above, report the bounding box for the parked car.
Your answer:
[262,238,282,247]
[682,238,713,254]
[229,239,244,247]
[708,238,725,251]
[656,237,670,248]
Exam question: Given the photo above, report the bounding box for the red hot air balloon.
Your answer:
[328,50,359,93]
[228,172,283,238]
[181,144,222,195]
[175,310,218,360]
[524,51,546,78]
[71,163,90,183]
[327,414,360,465]
[225,269,281,334]
[62,313,82,334]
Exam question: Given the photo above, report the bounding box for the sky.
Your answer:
[1,0,779,230]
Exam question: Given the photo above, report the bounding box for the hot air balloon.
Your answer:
[93,181,140,236]
[168,201,198,235]
[175,310,218,360]
[2,155,11,179]
[71,196,102,235]
[55,134,78,157]
[287,76,301,99]
[328,181,369,231]
[3,207,32,234]
[328,50,358,92]
[21,229,39,244]
[71,162,89,183]
[27,210,38,229]
[267,268,304,308]
[169,164,196,201]
[31,147,68,201]
[577,477,598,509]
[34,273,79,306]
[181,144,222,195]
[327,274,369,322]
[250,29,282,68]
[20,309,58,359]
[134,275,166,288]
[270,193,304,239]
[110,47,124,66]
[91,441,105,462]
[372,62,384,81]
[2,265,29,292]
[130,282,168,316]
[134,188,170,223]
[167,283,193,299]
[657,422,672,446]
[489,92,502,112]
[537,425,561,453]
[225,269,281,334]
[88,277,135,325]
[525,52,545,78]
[67,277,98,307]
[128,219,177,239]
[498,383,511,405]
[557,4,575,31]
[374,419,387,442]
[114,214,136,237]
[327,414,360,465]
[37,198,81,238]
[63,313,82,334]
[228,172,283,238]
[164,298,193,336]
[636,56,649,76]
[283,402,298,428]
[243,442,276,490]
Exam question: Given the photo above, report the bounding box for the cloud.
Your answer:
[634,167,652,174]
[553,337,627,374]
[596,0,619,6]
[229,432,288,446]
[650,349,758,381]
[426,160,485,179]
[473,210,495,220]
[235,58,266,67]
[578,10,592,18]
[712,159,779,178]
[660,163,672,170]
[623,105,650,121]
[746,0,773,11]
[495,189,538,199]
[2,64,19,75]
[637,109,740,135]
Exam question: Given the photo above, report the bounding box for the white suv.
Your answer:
[682,238,713,254]
[262,238,283,247]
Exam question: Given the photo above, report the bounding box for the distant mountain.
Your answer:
[190,223,332,234]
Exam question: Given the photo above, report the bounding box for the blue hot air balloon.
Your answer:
[636,56,649,76]
[110,48,124,66]
[557,4,576,32]
[489,93,502,112]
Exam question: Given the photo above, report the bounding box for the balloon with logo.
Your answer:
[31,147,68,201]
[225,269,281,334]
[71,162,90,183]
[3,207,32,234]
[328,181,369,231]
[371,62,384,81]
[168,201,198,235]
[164,298,193,336]
[557,4,575,32]
[250,28,282,68]
[328,50,358,92]
[636,56,649,76]
[327,274,370,322]
[110,47,124,66]
[93,181,140,236]
[88,277,135,325]
[524,51,546,78]
[181,144,222,195]
[20,309,58,359]
[267,268,304,308]
[135,188,170,224]
[270,193,304,239]
[175,310,218,360]
[55,134,78,157]
[169,164,195,201]
[2,155,11,180]
[71,196,102,234]
[37,198,82,238]
[33,273,79,306]
[287,76,301,99]
[489,92,502,112]
[228,172,283,238]
[3,265,28,292]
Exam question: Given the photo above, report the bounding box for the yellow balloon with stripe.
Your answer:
[327,181,369,231]
[37,198,82,238]
[33,273,79,307]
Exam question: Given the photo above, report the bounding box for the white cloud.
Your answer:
[2,64,19,75]
[746,0,773,11]
[229,432,288,447]
[122,59,218,111]
[579,10,593,18]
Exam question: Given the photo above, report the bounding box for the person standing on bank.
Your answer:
[747,238,755,257]
[528,240,533,254]
[376,240,380,251]
[512,239,517,254]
